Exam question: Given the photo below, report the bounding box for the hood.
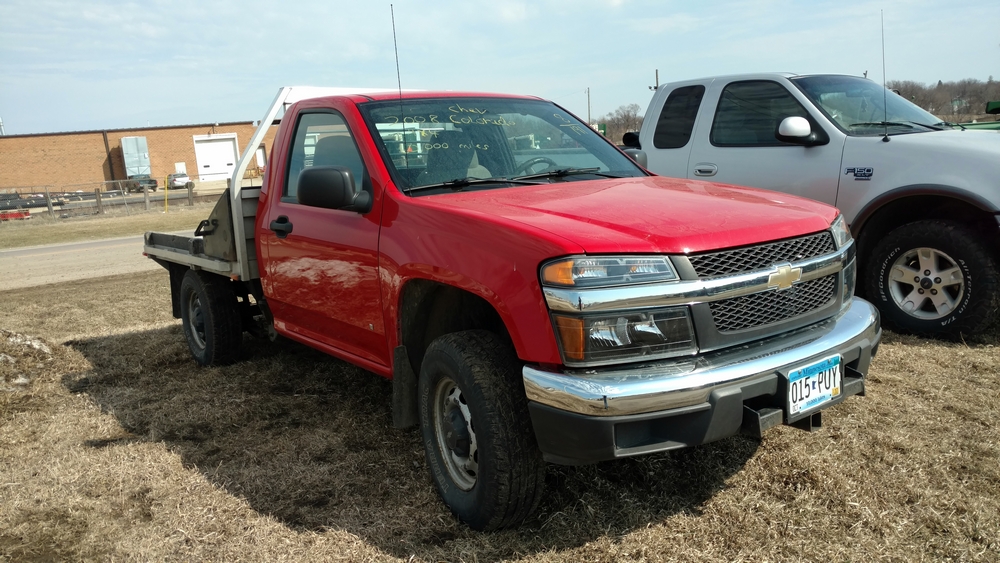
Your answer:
[886,128,1000,155]
[426,176,838,254]
[841,130,1000,209]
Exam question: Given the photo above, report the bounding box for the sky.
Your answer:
[1,0,998,135]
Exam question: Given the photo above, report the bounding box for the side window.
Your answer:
[284,111,367,200]
[710,81,810,147]
[653,85,705,149]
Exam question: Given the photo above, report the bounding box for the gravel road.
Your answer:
[0,234,179,290]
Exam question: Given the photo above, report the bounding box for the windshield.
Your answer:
[360,97,644,193]
[791,75,942,135]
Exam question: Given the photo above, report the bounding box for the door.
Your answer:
[687,80,845,206]
[642,84,705,177]
[193,135,239,182]
[260,109,388,369]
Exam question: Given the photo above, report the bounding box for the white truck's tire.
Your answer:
[867,220,999,337]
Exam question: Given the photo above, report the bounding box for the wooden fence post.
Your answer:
[44,187,54,218]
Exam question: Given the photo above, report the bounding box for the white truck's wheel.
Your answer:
[867,220,999,337]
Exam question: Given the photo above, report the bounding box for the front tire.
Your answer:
[866,220,999,337]
[179,270,243,366]
[418,330,545,531]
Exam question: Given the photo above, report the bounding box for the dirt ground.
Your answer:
[1,268,998,562]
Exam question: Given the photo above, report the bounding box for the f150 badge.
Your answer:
[845,167,874,181]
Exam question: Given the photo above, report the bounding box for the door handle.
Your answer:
[693,163,718,177]
[270,216,293,238]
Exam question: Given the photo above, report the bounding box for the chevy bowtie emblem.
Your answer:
[768,263,802,290]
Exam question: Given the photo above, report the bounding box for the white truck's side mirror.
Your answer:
[778,116,812,138]
[775,116,829,146]
[623,149,648,168]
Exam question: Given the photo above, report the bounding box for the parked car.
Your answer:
[167,173,191,189]
[125,174,158,192]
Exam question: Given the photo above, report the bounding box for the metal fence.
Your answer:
[1,181,207,219]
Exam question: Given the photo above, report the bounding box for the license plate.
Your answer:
[787,355,842,416]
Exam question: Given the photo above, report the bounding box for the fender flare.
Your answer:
[851,184,999,236]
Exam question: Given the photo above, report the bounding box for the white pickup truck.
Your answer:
[629,73,1000,337]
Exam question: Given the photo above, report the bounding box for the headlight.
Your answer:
[552,307,696,367]
[842,257,857,310]
[830,215,852,249]
[541,256,678,288]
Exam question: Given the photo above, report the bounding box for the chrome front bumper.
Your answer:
[523,297,880,465]
[523,297,880,418]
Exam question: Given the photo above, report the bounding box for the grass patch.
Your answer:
[0,202,216,249]
[1,273,998,561]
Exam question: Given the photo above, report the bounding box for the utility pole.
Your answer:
[649,69,659,91]
[586,87,591,125]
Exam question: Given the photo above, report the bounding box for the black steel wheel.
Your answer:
[179,270,243,366]
[418,330,545,531]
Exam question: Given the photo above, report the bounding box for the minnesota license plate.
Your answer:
[787,355,842,416]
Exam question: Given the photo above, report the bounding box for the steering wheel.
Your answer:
[514,157,558,175]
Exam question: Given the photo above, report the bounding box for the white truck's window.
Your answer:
[791,75,944,135]
[653,85,705,149]
[284,112,367,200]
[710,81,810,147]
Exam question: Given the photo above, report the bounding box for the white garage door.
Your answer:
[193,135,239,182]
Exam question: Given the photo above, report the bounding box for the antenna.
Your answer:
[881,10,890,142]
[390,4,413,186]
[391,4,403,102]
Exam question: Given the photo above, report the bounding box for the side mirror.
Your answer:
[297,166,372,213]
[775,116,829,146]
[622,131,641,148]
[623,149,647,168]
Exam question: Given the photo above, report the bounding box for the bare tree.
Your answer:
[597,103,644,144]
[888,78,1000,119]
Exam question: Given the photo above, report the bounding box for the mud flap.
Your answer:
[392,345,418,429]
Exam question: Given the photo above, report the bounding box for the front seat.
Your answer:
[417,130,490,184]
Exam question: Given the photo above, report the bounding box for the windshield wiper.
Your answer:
[848,121,915,129]
[933,121,965,131]
[848,121,942,132]
[511,167,624,181]
[405,176,544,194]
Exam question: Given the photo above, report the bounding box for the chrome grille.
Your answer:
[710,275,837,332]
[689,232,835,278]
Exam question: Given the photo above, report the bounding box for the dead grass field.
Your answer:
[0,202,216,249]
[1,271,999,562]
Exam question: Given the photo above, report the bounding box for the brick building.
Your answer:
[0,122,279,192]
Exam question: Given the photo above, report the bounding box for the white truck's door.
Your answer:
[685,78,845,206]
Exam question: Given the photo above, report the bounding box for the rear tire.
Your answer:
[866,220,999,337]
[418,330,545,531]
[179,270,243,366]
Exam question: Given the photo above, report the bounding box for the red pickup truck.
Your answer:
[144,87,880,530]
